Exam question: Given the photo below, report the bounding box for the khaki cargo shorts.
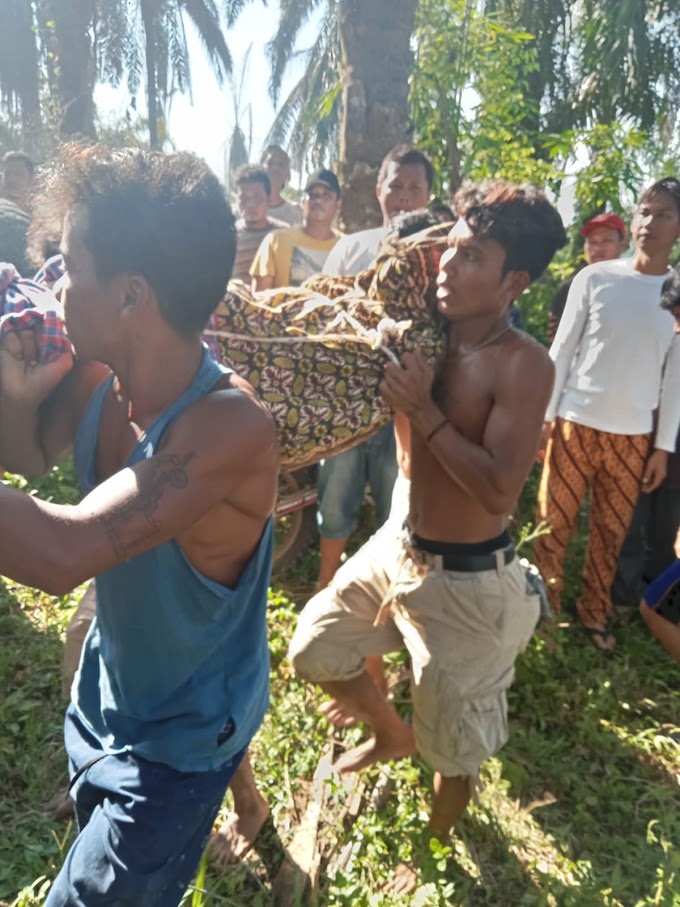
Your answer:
[289,522,540,778]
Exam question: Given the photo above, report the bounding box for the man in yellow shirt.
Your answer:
[250,168,342,290]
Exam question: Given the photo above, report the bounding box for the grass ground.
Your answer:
[1,464,678,907]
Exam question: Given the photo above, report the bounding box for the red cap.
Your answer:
[580,212,626,239]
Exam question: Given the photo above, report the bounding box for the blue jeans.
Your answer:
[46,707,244,907]
[317,422,398,539]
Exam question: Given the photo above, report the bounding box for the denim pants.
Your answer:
[46,706,244,907]
[317,421,398,539]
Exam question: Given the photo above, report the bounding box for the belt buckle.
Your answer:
[405,543,432,577]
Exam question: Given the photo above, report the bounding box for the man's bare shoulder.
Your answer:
[167,370,278,469]
[502,329,554,380]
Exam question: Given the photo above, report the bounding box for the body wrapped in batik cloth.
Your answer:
[208,224,449,467]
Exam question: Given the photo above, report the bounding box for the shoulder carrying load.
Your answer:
[1,227,449,468]
[209,225,448,467]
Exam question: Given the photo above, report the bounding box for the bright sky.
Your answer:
[94,2,310,184]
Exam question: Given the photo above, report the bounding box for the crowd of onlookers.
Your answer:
[1,138,678,904]
[1,142,680,657]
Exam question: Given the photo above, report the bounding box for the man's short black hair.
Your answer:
[660,265,680,313]
[377,145,435,191]
[32,144,236,336]
[429,200,455,223]
[235,165,271,197]
[453,179,567,283]
[638,177,680,220]
[391,208,441,239]
[2,150,35,175]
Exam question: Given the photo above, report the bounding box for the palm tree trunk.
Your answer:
[141,0,160,149]
[0,0,43,151]
[49,0,97,139]
[337,0,417,233]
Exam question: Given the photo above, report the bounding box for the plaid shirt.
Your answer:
[0,263,72,363]
[33,253,66,290]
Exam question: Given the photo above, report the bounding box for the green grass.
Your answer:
[1,465,678,906]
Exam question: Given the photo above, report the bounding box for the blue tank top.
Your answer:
[71,348,273,772]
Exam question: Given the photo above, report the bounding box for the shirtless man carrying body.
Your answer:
[0,145,278,906]
[289,180,566,893]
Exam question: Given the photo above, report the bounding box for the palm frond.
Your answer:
[180,0,232,79]
[266,0,330,104]
[265,4,340,166]
[164,4,189,96]
[222,0,268,27]
[94,0,129,86]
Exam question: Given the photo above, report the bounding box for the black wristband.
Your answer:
[426,418,449,443]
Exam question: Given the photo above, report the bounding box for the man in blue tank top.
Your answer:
[0,145,279,906]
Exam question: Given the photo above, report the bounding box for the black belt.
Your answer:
[414,544,515,573]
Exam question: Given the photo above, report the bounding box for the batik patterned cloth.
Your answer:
[209,226,448,466]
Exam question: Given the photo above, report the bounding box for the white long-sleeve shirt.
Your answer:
[322,226,389,277]
[545,258,680,451]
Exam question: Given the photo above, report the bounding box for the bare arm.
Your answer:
[250,232,278,293]
[0,389,278,595]
[382,347,554,514]
[394,412,412,479]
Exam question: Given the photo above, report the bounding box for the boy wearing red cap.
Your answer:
[548,212,627,340]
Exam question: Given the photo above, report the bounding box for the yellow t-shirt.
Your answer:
[250,227,343,287]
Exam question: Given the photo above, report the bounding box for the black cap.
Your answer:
[304,168,341,197]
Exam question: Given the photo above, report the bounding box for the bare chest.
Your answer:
[432,354,496,444]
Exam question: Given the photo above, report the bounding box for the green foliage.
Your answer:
[569,124,647,224]
[411,2,563,195]
[1,464,679,906]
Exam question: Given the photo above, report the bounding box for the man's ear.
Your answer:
[121,276,150,311]
[504,270,530,304]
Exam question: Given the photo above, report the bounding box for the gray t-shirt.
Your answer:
[0,197,30,276]
[267,199,302,227]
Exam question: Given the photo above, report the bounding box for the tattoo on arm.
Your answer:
[102,451,196,561]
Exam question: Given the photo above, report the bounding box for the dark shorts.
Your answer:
[46,706,244,907]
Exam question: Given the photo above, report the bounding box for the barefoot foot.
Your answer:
[334,726,417,774]
[385,861,418,896]
[208,799,270,869]
[319,697,359,728]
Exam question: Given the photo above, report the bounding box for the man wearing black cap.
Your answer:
[548,212,627,341]
[250,168,342,291]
